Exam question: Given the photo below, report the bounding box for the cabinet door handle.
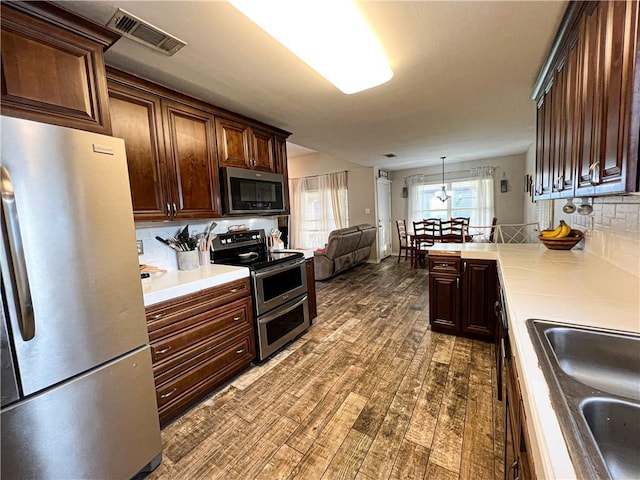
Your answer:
[230,288,239,293]
[166,203,171,216]
[172,203,177,215]
[494,300,501,316]
[156,346,172,355]
[236,348,245,354]
[233,316,241,321]
[553,175,564,191]
[160,388,177,399]
[456,277,460,288]
[152,313,164,320]
[589,161,600,185]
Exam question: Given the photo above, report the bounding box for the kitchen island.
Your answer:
[428,242,639,479]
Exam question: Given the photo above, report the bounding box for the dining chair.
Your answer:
[495,222,541,243]
[396,220,412,262]
[412,219,439,267]
[440,218,466,243]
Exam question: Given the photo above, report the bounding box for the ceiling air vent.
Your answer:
[107,9,186,56]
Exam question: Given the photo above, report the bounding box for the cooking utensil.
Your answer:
[577,198,593,215]
[156,236,181,252]
[562,199,576,214]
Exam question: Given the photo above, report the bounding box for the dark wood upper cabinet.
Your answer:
[108,82,168,219]
[162,100,221,219]
[534,0,639,200]
[107,70,222,221]
[216,117,276,172]
[1,1,118,134]
[276,136,291,213]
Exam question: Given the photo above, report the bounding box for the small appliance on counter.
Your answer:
[1,117,162,479]
[211,229,309,360]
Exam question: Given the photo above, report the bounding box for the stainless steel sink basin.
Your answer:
[545,327,640,401]
[527,319,640,480]
[581,398,640,480]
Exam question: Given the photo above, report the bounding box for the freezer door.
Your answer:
[1,296,20,406]
[1,346,162,479]
[0,117,149,396]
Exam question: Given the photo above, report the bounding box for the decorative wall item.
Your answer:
[524,174,534,203]
[378,169,389,179]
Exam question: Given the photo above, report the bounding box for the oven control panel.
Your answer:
[211,229,265,250]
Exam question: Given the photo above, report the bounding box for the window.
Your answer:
[408,176,494,227]
[299,187,348,248]
[289,171,349,249]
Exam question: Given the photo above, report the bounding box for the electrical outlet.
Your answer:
[136,240,144,255]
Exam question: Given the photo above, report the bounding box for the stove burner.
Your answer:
[210,229,303,270]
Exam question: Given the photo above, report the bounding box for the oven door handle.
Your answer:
[258,294,308,325]
[254,258,305,279]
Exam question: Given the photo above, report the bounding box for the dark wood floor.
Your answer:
[147,258,504,480]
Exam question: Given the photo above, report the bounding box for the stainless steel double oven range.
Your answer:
[211,230,310,361]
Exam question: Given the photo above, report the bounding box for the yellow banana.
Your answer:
[541,223,563,238]
[556,221,571,239]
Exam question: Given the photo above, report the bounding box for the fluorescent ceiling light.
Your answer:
[229,0,393,94]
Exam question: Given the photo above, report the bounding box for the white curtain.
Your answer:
[406,175,425,226]
[320,171,348,229]
[470,166,495,227]
[289,171,349,249]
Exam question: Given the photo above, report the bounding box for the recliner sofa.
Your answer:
[313,224,377,280]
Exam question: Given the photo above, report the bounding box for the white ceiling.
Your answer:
[58,1,566,170]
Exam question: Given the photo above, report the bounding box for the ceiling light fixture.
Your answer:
[229,0,393,94]
[435,156,450,202]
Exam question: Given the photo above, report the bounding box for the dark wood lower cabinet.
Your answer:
[504,334,537,480]
[305,258,318,322]
[145,278,254,425]
[428,255,497,340]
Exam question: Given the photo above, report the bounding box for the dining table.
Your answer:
[408,231,474,268]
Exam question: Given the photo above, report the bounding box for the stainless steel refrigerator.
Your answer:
[1,117,162,478]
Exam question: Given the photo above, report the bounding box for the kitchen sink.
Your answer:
[581,398,640,479]
[527,319,640,480]
[544,327,640,401]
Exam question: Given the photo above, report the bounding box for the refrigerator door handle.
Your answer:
[1,166,35,341]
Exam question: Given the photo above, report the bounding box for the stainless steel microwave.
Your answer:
[222,166,286,215]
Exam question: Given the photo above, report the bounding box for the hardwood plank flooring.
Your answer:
[147,258,504,479]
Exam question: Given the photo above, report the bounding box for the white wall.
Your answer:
[390,153,527,253]
[523,144,538,224]
[135,216,278,271]
[288,152,378,259]
[288,152,376,228]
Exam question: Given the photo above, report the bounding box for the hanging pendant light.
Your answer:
[435,156,450,202]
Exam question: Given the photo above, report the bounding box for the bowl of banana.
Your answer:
[539,220,583,250]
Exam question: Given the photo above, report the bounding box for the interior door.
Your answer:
[376,178,392,260]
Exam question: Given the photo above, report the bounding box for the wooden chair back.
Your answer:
[396,220,408,245]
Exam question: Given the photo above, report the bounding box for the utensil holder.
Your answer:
[198,250,210,267]
[177,250,198,270]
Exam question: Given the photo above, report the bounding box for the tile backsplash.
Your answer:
[135,216,279,271]
[571,195,640,277]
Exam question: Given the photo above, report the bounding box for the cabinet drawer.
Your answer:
[428,256,462,273]
[145,278,250,333]
[155,332,254,423]
[149,297,253,363]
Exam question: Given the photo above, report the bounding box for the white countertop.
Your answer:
[281,248,315,259]
[443,243,640,479]
[142,264,249,306]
